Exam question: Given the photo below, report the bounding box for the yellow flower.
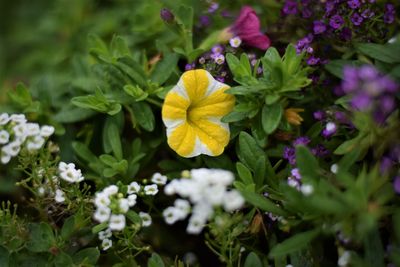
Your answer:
[162,69,235,158]
[284,108,304,126]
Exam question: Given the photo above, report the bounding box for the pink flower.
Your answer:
[229,6,271,50]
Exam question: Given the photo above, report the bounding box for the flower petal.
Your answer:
[162,92,190,120]
[167,122,197,157]
[181,69,210,103]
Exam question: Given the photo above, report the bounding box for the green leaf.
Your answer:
[253,157,266,187]
[240,53,252,76]
[126,210,141,224]
[71,89,121,115]
[175,5,193,31]
[238,132,265,172]
[261,103,283,134]
[0,246,9,267]
[123,85,148,101]
[92,222,108,234]
[73,248,100,265]
[240,190,286,216]
[221,111,248,123]
[147,253,165,267]
[334,137,360,155]
[116,57,148,87]
[324,60,362,79]
[131,102,155,131]
[356,43,400,64]
[236,162,253,185]
[54,252,74,267]
[8,83,32,107]
[26,223,55,253]
[106,122,123,160]
[295,146,319,180]
[110,35,131,58]
[244,252,263,267]
[150,53,179,85]
[72,142,98,163]
[269,229,320,258]
[61,216,75,240]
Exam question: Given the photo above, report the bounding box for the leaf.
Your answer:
[240,190,286,216]
[54,252,74,267]
[221,111,248,123]
[131,102,155,131]
[8,83,32,107]
[261,103,283,134]
[268,229,320,258]
[123,85,148,101]
[92,222,108,234]
[238,132,265,172]
[244,252,263,267]
[324,60,362,79]
[61,216,75,240]
[175,5,193,31]
[110,35,131,58]
[236,162,253,185]
[72,141,98,163]
[356,43,400,64]
[0,246,9,267]
[116,57,148,87]
[295,146,319,180]
[150,53,179,85]
[334,137,360,155]
[26,223,55,253]
[240,53,252,76]
[106,122,123,160]
[73,248,100,265]
[147,253,165,267]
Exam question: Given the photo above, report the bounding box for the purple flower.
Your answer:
[394,176,400,194]
[313,110,326,121]
[293,136,311,146]
[351,93,372,110]
[329,15,344,29]
[322,122,337,138]
[185,63,195,71]
[311,144,329,157]
[295,34,313,54]
[307,56,320,65]
[199,16,211,27]
[283,0,298,15]
[211,45,224,55]
[384,4,395,24]
[208,2,219,13]
[302,7,313,18]
[361,9,374,19]
[342,66,359,93]
[291,168,302,180]
[283,146,296,165]
[347,0,361,9]
[358,65,378,80]
[160,8,174,23]
[229,6,271,50]
[313,20,327,34]
[380,157,393,174]
[216,77,225,83]
[351,13,363,26]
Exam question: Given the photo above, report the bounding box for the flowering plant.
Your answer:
[0,0,399,266]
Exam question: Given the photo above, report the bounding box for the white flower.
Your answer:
[139,212,152,227]
[1,153,11,164]
[338,251,351,267]
[127,182,140,194]
[0,113,10,125]
[163,207,182,225]
[13,124,27,138]
[204,184,225,205]
[287,178,300,188]
[186,214,206,234]
[94,207,111,223]
[10,114,26,123]
[330,164,338,174]
[151,173,168,185]
[174,199,190,218]
[37,186,46,196]
[109,214,126,231]
[2,141,21,157]
[58,162,84,183]
[300,184,314,196]
[103,185,118,196]
[0,130,10,144]
[94,192,110,208]
[55,189,66,203]
[164,180,178,195]
[118,198,129,213]
[191,202,213,221]
[127,194,137,207]
[144,184,158,195]
[229,36,242,48]
[222,190,244,212]
[26,123,40,136]
[98,228,112,240]
[40,125,55,137]
[26,135,45,151]
[214,54,225,65]
[102,238,112,250]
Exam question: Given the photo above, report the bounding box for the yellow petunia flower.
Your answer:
[162,69,235,158]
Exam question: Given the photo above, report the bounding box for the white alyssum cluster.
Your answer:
[0,113,55,164]
[163,168,245,234]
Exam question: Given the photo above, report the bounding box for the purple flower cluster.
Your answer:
[313,108,353,139]
[342,65,399,124]
[283,136,329,165]
[288,0,397,66]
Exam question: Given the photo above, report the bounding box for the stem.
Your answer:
[145,97,163,108]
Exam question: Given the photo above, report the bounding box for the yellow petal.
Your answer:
[189,118,230,156]
[162,92,190,120]
[167,122,196,157]
[181,69,209,103]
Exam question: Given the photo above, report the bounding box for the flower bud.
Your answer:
[160,8,174,23]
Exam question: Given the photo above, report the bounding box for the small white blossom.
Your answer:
[0,130,10,144]
[118,198,129,213]
[10,114,26,123]
[94,207,111,223]
[109,214,126,231]
[127,181,140,194]
[163,207,182,225]
[127,194,137,207]
[186,215,206,234]
[139,212,152,227]
[2,141,21,157]
[300,184,314,196]
[37,186,46,196]
[55,189,66,203]
[98,228,112,240]
[94,192,111,208]
[338,251,351,267]
[104,185,118,196]
[330,164,338,174]
[13,124,27,138]
[101,238,112,250]
[174,199,190,217]
[26,135,45,151]
[1,153,11,164]
[26,123,40,136]
[151,173,168,185]
[40,125,55,137]
[222,190,245,211]
[58,161,84,183]
[214,54,225,65]
[229,36,242,48]
[0,113,10,125]
[144,184,158,195]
